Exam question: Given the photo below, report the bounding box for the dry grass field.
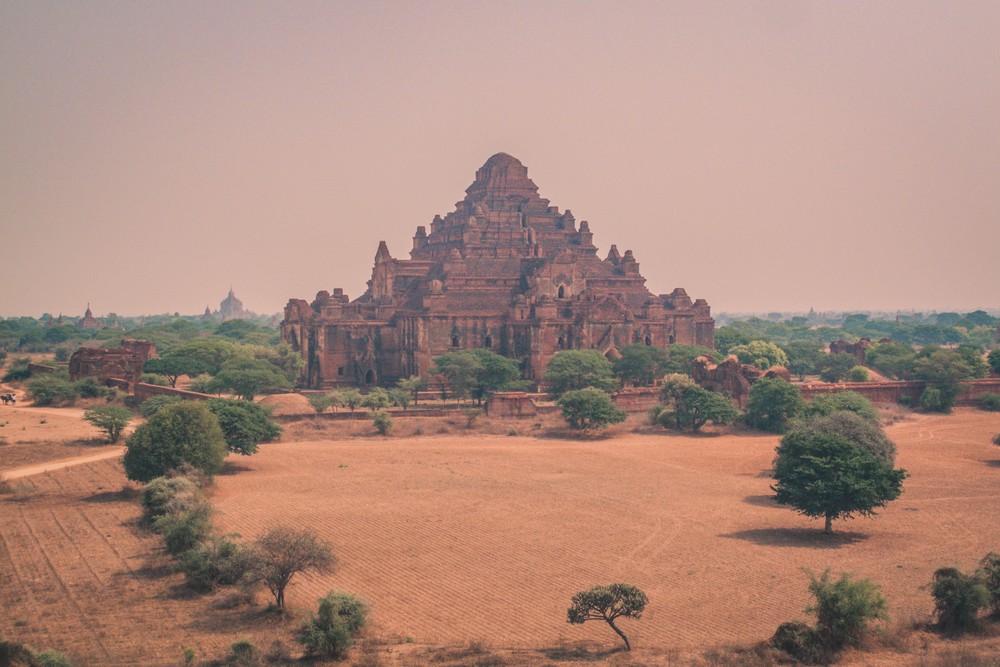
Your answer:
[1,405,999,665]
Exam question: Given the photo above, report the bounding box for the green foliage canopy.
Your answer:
[557,387,627,431]
[567,583,648,651]
[123,402,228,482]
[543,349,617,397]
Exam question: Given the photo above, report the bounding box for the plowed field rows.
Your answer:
[0,460,292,666]
[213,410,1000,651]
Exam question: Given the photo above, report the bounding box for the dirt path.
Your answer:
[1,447,124,480]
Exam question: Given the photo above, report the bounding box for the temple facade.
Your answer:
[281,153,714,388]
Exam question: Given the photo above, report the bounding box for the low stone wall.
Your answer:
[27,363,61,376]
[132,382,214,402]
[485,392,538,417]
[611,388,661,413]
[274,407,457,422]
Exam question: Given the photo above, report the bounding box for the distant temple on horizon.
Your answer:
[202,288,254,321]
[281,153,714,388]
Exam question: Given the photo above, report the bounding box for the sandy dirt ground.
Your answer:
[1,407,999,666]
[212,410,1000,652]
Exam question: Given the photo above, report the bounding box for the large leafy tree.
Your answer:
[432,349,524,404]
[213,357,290,400]
[123,402,228,482]
[789,410,896,464]
[746,378,804,433]
[143,354,208,387]
[567,583,648,651]
[557,387,627,431]
[729,340,789,370]
[865,341,917,380]
[612,344,668,386]
[656,384,738,432]
[913,348,975,412]
[206,398,282,455]
[772,431,906,534]
[543,350,617,397]
[817,353,859,383]
[782,341,826,381]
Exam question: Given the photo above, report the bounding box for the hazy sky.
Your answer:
[2,1,998,318]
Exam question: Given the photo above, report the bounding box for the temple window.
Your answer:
[484,336,493,348]
[452,335,460,348]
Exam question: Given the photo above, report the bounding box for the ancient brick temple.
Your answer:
[282,153,714,388]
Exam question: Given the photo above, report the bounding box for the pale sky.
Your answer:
[2,1,998,318]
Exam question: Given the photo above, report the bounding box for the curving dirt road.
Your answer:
[1,446,124,480]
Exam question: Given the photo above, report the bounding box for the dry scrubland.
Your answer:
[1,407,999,665]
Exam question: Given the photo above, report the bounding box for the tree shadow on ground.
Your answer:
[535,429,617,442]
[721,527,869,549]
[755,468,775,478]
[83,486,138,503]
[540,642,624,661]
[743,494,781,508]
[985,460,1000,468]
[218,461,253,475]
[69,437,111,447]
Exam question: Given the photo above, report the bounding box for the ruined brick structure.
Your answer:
[282,153,714,388]
[69,339,157,386]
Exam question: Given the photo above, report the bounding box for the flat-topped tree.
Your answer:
[567,583,648,651]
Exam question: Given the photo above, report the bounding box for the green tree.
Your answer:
[465,349,525,402]
[865,341,917,379]
[913,348,975,412]
[543,350,617,397]
[661,344,719,376]
[713,326,752,354]
[782,341,825,381]
[337,388,363,411]
[818,353,859,383]
[557,387,627,431]
[847,365,869,382]
[388,387,410,410]
[213,357,290,400]
[206,398,282,455]
[123,402,228,482]
[396,375,425,406]
[567,583,648,651]
[360,387,391,411]
[166,338,243,376]
[299,590,368,659]
[955,344,989,379]
[746,378,804,433]
[656,385,737,432]
[82,406,133,443]
[253,527,336,609]
[729,340,789,370]
[143,354,207,388]
[789,411,897,465]
[431,351,481,403]
[930,567,989,634]
[977,552,1000,616]
[613,344,668,386]
[988,349,1000,375]
[655,373,699,430]
[772,431,906,533]
[308,394,332,413]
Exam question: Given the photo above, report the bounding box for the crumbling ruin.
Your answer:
[69,339,157,386]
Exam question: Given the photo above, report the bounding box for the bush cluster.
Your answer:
[298,591,368,658]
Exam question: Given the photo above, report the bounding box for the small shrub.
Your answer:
[897,394,913,407]
[34,650,72,667]
[801,391,879,422]
[993,433,1000,446]
[227,639,259,666]
[806,569,887,650]
[153,502,213,555]
[82,406,133,443]
[931,567,989,633]
[178,536,258,591]
[188,374,217,394]
[0,639,37,666]
[2,357,32,382]
[141,476,201,522]
[978,394,1000,412]
[299,590,369,658]
[847,366,870,382]
[371,410,392,435]
[182,647,196,665]
[978,553,1000,617]
[75,376,104,398]
[360,388,391,411]
[462,407,481,428]
[264,640,290,663]
[770,621,822,663]
[139,395,183,418]
[506,427,518,436]
[26,374,79,406]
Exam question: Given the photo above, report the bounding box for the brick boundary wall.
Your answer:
[27,363,62,375]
